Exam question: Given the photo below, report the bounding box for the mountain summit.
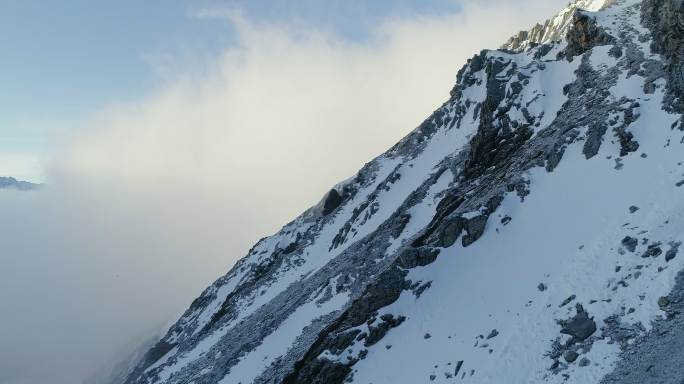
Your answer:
[502,0,614,51]
[0,176,39,191]
[122,0,684,383]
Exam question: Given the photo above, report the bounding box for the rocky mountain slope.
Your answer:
[121,0,684,382]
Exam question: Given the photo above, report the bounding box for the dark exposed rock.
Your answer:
[614,106,641,156]
[560,304,597,341]
[629,205,640,213]
[397,247,440,269]
[486,329,499,339]
[534,44,554,59]
[326,330,361,355]
[666,242,681,262]
[560,295,577,308]
[564,11,616,59]
[641,243,663,258]
[465,69,534,179]
[436,218,464,248]
[616,128,640,156]
[609,45,623,58]
[538,283,548,292]
[285,358,351,384]
[322,189,344,216]
[550,359,560,370]
[284,266,408,384]
[412,192,464,247]
[564,350,579,363]
[658,296,670,308]
[641,0,684,117]
[614,158,624,170]
[462,214,489,247]
[583,122,609,159]
[412,281,432,298]
[578,357,591,367]
[415,194,501,249]
[454,361,464,377]
[124,340,176,381]
[622,236,639,252]
[601,314,644,350]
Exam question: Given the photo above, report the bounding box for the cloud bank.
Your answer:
[0,1,565,383]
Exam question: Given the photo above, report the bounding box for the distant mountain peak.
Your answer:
[0,176,39,191]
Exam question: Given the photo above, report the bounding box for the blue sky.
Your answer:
[0,0,462,181]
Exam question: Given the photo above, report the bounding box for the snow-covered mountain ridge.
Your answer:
[122,0,684,383]
[502,0,614,51]
[0,176,39,191]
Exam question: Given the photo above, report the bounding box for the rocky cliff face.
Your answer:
[122,0,684,383]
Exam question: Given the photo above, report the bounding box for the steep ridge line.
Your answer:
[121,1,684,383]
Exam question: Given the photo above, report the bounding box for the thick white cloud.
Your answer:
[0,1,566,383]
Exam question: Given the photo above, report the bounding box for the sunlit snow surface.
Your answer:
[350,3,684,383]
[351,111,684,383]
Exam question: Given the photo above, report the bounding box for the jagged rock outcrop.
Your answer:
[564,11,616,59]
[502,0,613,51]
[642,0,684,118]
